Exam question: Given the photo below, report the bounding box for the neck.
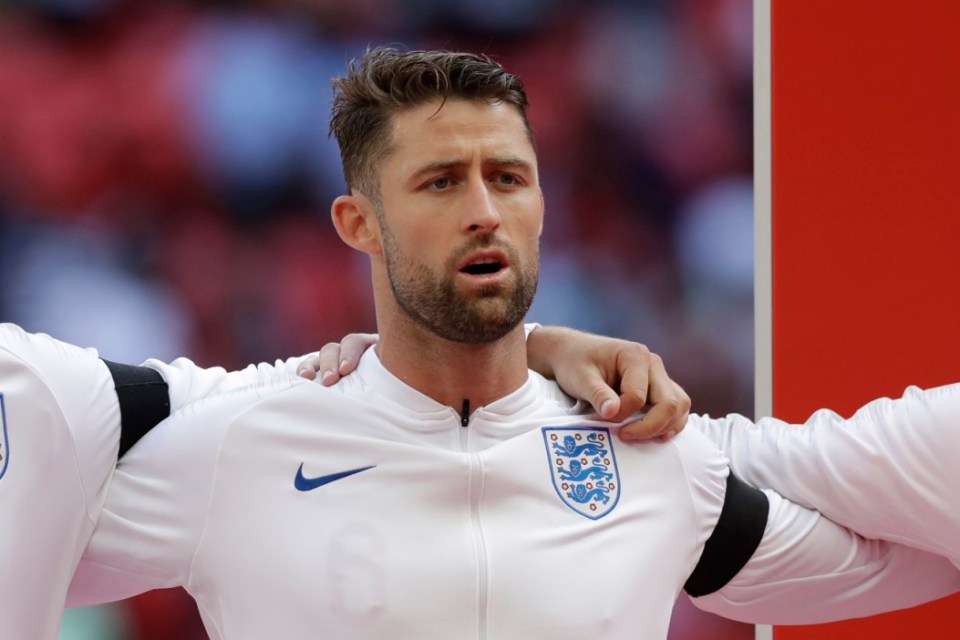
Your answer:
[375,315,529,413]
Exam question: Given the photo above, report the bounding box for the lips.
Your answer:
[458,250,510,276]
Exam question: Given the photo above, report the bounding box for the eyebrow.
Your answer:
[487,155,535,172]
[409,156,534,182]
[411,160,465,178]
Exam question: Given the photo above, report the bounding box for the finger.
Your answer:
[296,354,320,380]
[593,388,621,420]
[619,401,677,441]
[338,333,379,375]
[658,381,691,440]
[566,368,622,420]
[614,343,651,416]
[316,343,345,385]
[582,387,621,421]
[620,355,682,441]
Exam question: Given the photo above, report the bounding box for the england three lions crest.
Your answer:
[542,427,620,520]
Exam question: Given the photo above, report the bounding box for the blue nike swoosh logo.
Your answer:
[294,463,376,492]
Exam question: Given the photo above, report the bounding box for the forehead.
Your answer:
[383,99,537,171]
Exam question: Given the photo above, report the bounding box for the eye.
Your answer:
[429,176,452,190]
[494,172,522,187]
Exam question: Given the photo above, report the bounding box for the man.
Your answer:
[0,321,686,640]
[63,48,960,637]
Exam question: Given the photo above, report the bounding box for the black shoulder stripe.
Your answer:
[102,359,171,459]
[684,471,769,597]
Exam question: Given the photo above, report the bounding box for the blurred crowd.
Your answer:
[0,0,755,638]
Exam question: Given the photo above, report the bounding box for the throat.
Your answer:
[373,319,529,417]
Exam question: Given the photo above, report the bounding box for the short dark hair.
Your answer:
[329,46,533,200]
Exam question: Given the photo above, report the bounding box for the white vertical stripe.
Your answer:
[753,1,774,640]
[753,0,773,422]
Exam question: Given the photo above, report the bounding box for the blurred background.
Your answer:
[0,0,754,637]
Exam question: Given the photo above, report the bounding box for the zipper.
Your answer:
[459,409,489,639]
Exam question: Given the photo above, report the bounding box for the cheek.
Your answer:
[388,225,449,270]
[532,211,545,239]
[518,198,544,240]
[380,207,434,251]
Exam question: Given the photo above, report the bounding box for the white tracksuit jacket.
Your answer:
[65,349,960,639]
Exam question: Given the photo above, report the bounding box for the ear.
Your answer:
[331,193,383,256]
[537,189,545,237]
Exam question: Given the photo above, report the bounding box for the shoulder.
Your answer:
[668,419,770,597]
[110,376,320,538]
[0,323,118,443]
[669,417,733,470]
[659,420,735,550]
[124,375,318,461]
[527,371,592,414]
[0,324,113,415]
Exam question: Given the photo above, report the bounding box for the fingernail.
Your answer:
[338,359,349,373]
[321,369,335,384]
[599,399,615,418]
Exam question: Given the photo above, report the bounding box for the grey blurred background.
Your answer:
[0,0,755,637]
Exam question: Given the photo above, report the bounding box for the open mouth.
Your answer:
[461,258,505,276]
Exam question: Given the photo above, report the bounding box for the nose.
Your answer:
[461,180,501,234]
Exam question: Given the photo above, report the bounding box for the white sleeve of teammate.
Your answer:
[144,353,315,412]
[687,410,960,624]
[693,486,960,623]
[0,324,120,640]
[694,385,960,564]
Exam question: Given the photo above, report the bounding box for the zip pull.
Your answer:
[460,399,470,427]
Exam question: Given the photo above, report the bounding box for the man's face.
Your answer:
[373,98,543,344]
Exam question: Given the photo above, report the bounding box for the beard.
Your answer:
[383,230,538,344]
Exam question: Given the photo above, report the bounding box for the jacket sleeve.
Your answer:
[66,379,297,606]
[694,385,960,565]
[143,353,316,413]
[692,484,960,623]
[0,323,121,639]
[66,395,229,605]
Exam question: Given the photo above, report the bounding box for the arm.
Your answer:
[671,414,959,624]
[143,352,316,413]
[694,486,960,623]
[694,385,960,565]
[66,384,268,605]
[0,324,121,639]
[680,412,960,624]
[0,324,307,633]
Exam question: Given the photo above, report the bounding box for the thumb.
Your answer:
[591,386,621,420]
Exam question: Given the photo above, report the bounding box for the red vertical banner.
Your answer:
[763,0,960,637]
